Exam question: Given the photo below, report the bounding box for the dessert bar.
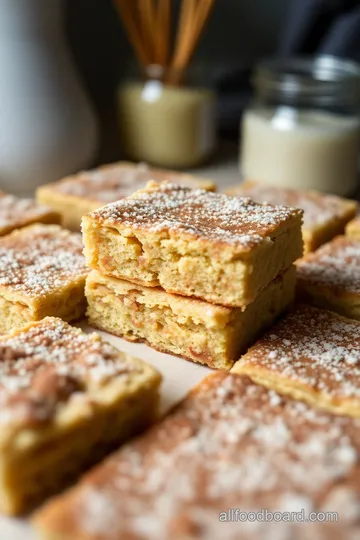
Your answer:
[0,224,88,333]
[0,193,61,236]
[82,182,303,307]
[233,304,360,417]
[33,372,360,540]
[226,180,357,253]
[37,161,215,230]
[296,235,360,319]
[346,215,360,239]
[85,266,295,370]
[0,317,161,514]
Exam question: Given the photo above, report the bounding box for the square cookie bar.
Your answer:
[233,304,360,417]
[0,317,161,514]
[0,224,88,333]
[0,193,61,236]
[346,215,360,239]
[82,182,303,307]
[296,235,360,319]
[226,181,357,253]
[33,372,360,540]
[85,266,295,370]
[37,161,215,230]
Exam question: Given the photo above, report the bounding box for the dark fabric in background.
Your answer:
[279,0,360,57]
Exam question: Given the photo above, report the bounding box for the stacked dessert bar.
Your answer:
[82,181,303,369]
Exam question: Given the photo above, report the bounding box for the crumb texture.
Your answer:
[34,373,360,540]
[86,267,295,369]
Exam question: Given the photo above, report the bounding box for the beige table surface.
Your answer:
[188,141,241,189]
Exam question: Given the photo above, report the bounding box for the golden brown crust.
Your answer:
[33,372,360,540]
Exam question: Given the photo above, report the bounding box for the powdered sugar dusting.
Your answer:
[54,163,211,202]
[0,194,55,230]
[89,183,302,251]
[297,236,360,293]
[0,317,141,427]
[240,304,360,400]
[230,181,356,229]
[45,373,360,540]
[0,224,87,296]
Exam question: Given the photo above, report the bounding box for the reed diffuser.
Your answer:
[115,0,217,168]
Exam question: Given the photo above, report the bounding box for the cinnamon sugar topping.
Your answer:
[231,181,356,229]
[0,317,137,426]
[45,373,360,539]
[0,224,87,296]
[297,236,360,293]
[90,182,302,250]
[241,304,360,399]
[55,163,210,202]
[0,194,54,229]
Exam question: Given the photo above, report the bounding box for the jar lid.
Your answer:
[253,55,360,106]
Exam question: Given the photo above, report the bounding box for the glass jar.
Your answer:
[240,56,360,196]
[117,65,216,169]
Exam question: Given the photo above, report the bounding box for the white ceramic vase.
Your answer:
[0,0,98,195]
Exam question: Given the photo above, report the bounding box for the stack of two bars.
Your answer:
[83,182,303,369]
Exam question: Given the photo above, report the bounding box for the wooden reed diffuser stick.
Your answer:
[154,0,171,66]
[139,0,156,61]
[114,0,150,67]
[114,0,215,85]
